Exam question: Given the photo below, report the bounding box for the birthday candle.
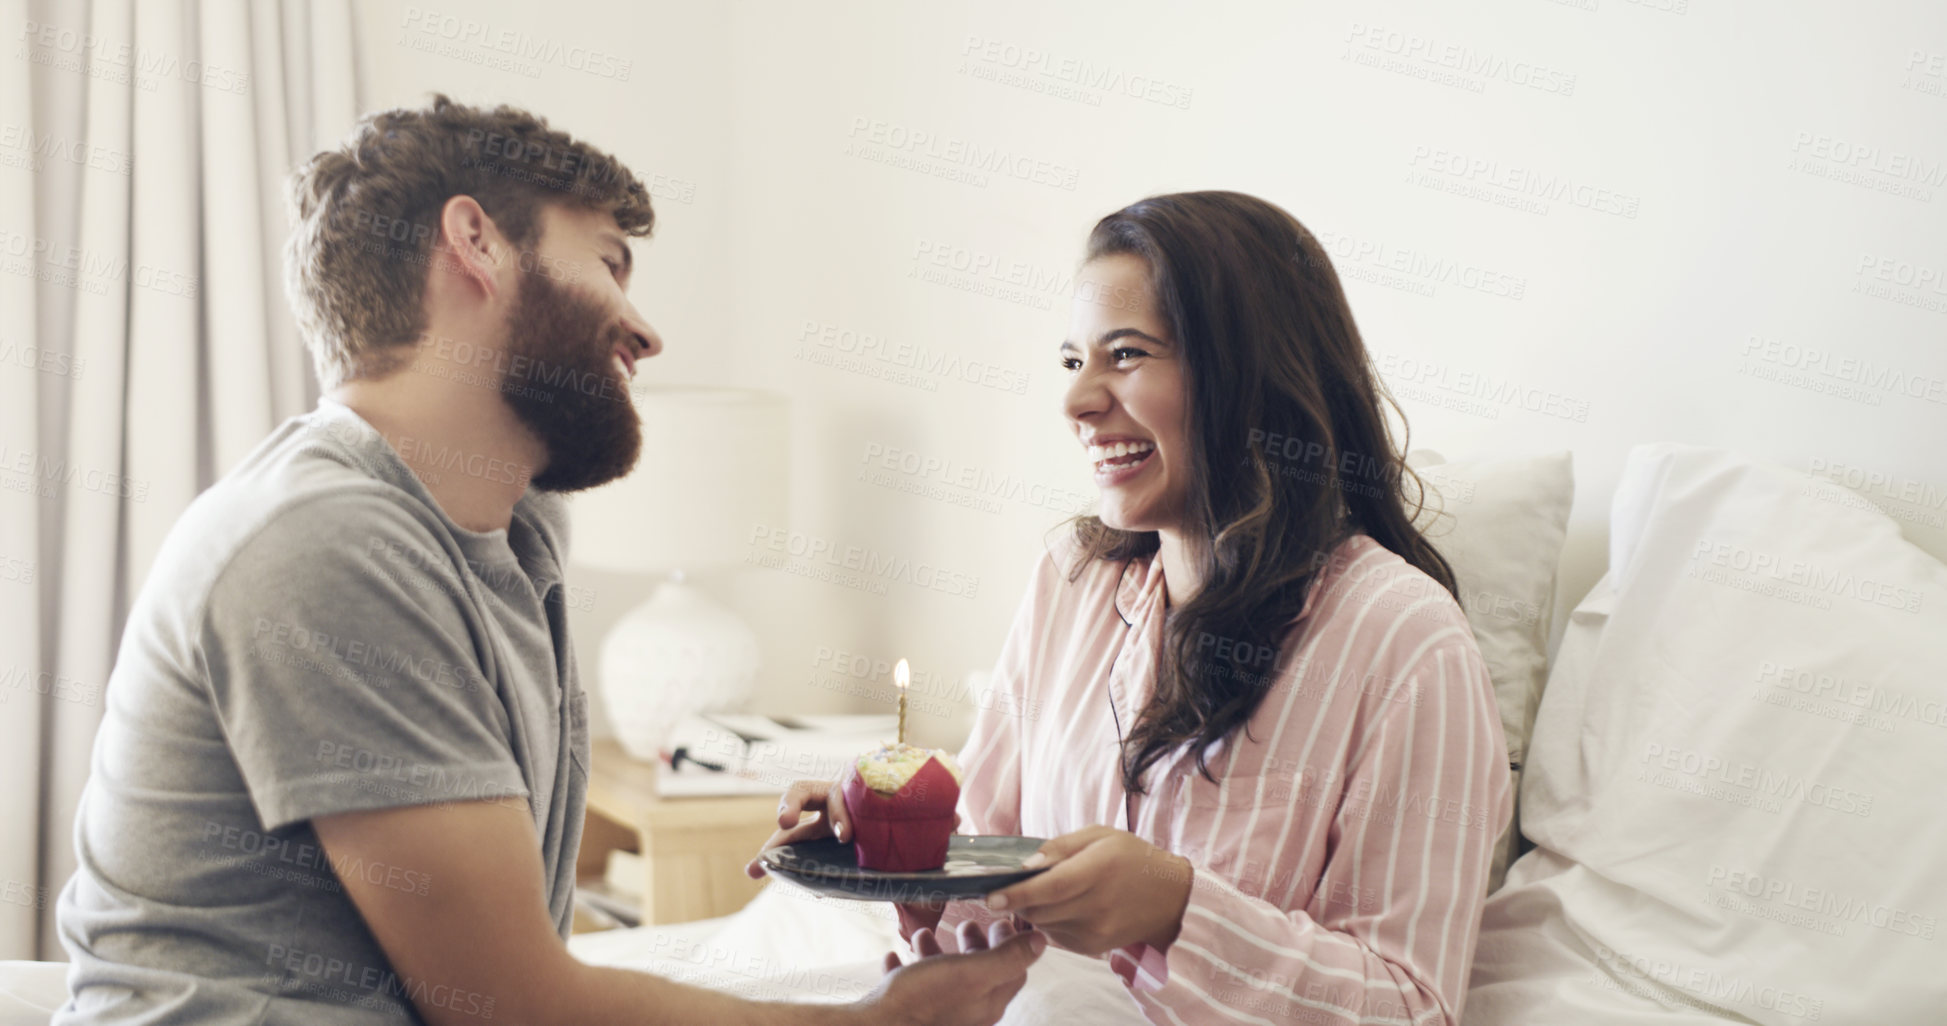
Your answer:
[895,658,909,744]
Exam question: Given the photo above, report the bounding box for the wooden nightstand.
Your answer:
[576,737,785,926]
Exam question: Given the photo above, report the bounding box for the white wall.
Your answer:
[358,0,1947,748]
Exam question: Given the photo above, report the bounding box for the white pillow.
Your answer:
[1408,450,1575,893]
[1467,443,1947,1026]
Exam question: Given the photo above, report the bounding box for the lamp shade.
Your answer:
[568,387,789,574]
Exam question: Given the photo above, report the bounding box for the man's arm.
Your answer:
[314,797,1044,1026]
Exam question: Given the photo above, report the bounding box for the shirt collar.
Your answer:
[1112,534,1354,628]
[1112,553,1166,627]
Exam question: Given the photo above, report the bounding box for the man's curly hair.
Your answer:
[283,93,655,388]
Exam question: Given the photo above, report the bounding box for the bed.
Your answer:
[6,443,1939,1025]
[0,885,1147,1026]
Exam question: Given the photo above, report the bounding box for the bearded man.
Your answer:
[50,94,1041,1026]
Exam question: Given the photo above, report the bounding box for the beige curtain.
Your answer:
[0,0,360,960]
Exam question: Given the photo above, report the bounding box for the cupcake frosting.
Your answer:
[855,742,964,794]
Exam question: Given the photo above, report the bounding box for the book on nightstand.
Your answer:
[656,713,897,798]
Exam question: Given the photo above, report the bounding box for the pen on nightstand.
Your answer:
[660,746,728,773]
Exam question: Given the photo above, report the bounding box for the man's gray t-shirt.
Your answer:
[53,397,591,1024]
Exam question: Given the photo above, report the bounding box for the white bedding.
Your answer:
[570,882,1150,1024]
[0,961,67,1026]
[0,886,1147,1026]
[1465,444,1947,1025]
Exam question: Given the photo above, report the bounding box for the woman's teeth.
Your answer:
[1088,440,1155,470]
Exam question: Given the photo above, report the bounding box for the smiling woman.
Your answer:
[1061,191,1464,797]
[961,192,1508,1025]
[758,191,1512,1026]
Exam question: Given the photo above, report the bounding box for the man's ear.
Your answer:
[435,195,502,302]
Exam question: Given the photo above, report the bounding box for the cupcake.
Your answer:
[841,742,964,872]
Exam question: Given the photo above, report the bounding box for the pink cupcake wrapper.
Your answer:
[842,756,961,872]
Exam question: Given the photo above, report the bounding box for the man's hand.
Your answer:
[980,825,1193,957]
[860,922,1045,1026]
[886,917,1023,974]
[889,913,1035,959]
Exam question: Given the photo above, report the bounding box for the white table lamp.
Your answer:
[568,387,790,761]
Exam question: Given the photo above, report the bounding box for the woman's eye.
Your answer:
[1060,356,1082,371]
[1112,347,1148,363]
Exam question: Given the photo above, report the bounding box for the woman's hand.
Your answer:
[744,777,966,881]
[980,825,1193,957]
[744,779,854,879]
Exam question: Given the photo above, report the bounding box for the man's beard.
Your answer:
[499,270,643,493]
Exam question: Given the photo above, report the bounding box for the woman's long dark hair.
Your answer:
[1066,191,1459,795]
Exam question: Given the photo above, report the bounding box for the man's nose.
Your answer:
[625,314,664,359]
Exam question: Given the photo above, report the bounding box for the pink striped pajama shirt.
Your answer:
[937,532,1511,1025]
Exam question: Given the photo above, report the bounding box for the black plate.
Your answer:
[759,834,1049,902]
